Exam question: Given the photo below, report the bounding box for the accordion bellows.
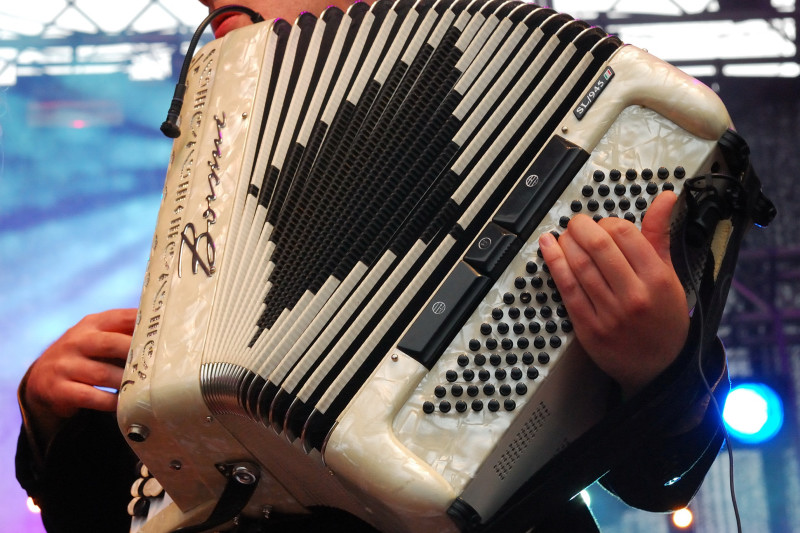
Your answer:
[118,0,737,530]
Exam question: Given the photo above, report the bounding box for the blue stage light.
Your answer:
[722,383,784,444]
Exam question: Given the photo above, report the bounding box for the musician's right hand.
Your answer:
[538,192,689,399]
[22,308,136,444]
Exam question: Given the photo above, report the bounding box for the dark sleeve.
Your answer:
[15,408,139,533]
[599,336,729,512]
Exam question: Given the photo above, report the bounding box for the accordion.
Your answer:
[117,0,775,531]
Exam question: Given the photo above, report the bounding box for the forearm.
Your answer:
[15,407,138,533]
[600,335,729,511]
[17,365,68,469]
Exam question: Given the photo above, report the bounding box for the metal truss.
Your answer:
[0,0,797,85]
[721,248,800,353]
[0,0,206,84]
[553,0,799,76]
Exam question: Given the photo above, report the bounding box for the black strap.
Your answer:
[172,463,260,533]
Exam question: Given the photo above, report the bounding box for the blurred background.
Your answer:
[0,1,797,531]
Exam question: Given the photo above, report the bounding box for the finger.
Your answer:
[564,215,638,298]
[538,231,595,316]
[599,192,678,276]
[62,381,119,413]
[56,356,124,389]
[79,359,126,390]
[640,191,678,266]
[597,217,663,277]
[75,330,133,362]
[85,308,138,335]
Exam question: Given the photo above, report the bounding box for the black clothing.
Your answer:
[16,409,138,533]
[16,339,728,533]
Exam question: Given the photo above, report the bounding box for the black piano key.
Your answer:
[302,408,338,453]
[243,373,266,420]
[255,381,280,427]
[268,388,294,433]
[284,398,314,443]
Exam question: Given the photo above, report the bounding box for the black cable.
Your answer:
[160,5,265,138]
[691,292,743,533]
[679,189,744,533]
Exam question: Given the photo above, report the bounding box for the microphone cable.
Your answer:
[160,5,265,138]
[678,178,743,533]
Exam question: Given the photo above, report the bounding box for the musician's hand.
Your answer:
[23,309,137,443]
[538,192,689,398]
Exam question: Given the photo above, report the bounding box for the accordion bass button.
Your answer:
[231,464,259,485]
[127,497,149,518]
[126,424,149,443]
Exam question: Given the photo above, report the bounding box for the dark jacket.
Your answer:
[16,339,728,533]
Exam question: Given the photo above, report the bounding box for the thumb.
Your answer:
[641,191,678,265]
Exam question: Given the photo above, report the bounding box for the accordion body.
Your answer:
[117,0,767,531]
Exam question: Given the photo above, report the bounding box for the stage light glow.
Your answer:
[672,508,693,529]
[723,383,784,444]
[26,497,40,514]
[580,490,591,507]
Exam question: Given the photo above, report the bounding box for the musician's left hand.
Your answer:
[22,309,136,447]
[538,192,689,398]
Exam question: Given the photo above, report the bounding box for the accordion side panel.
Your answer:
[119,23,308,520]
[324,354,462,533]
[565,44,731,146]
[324,47,732,526]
